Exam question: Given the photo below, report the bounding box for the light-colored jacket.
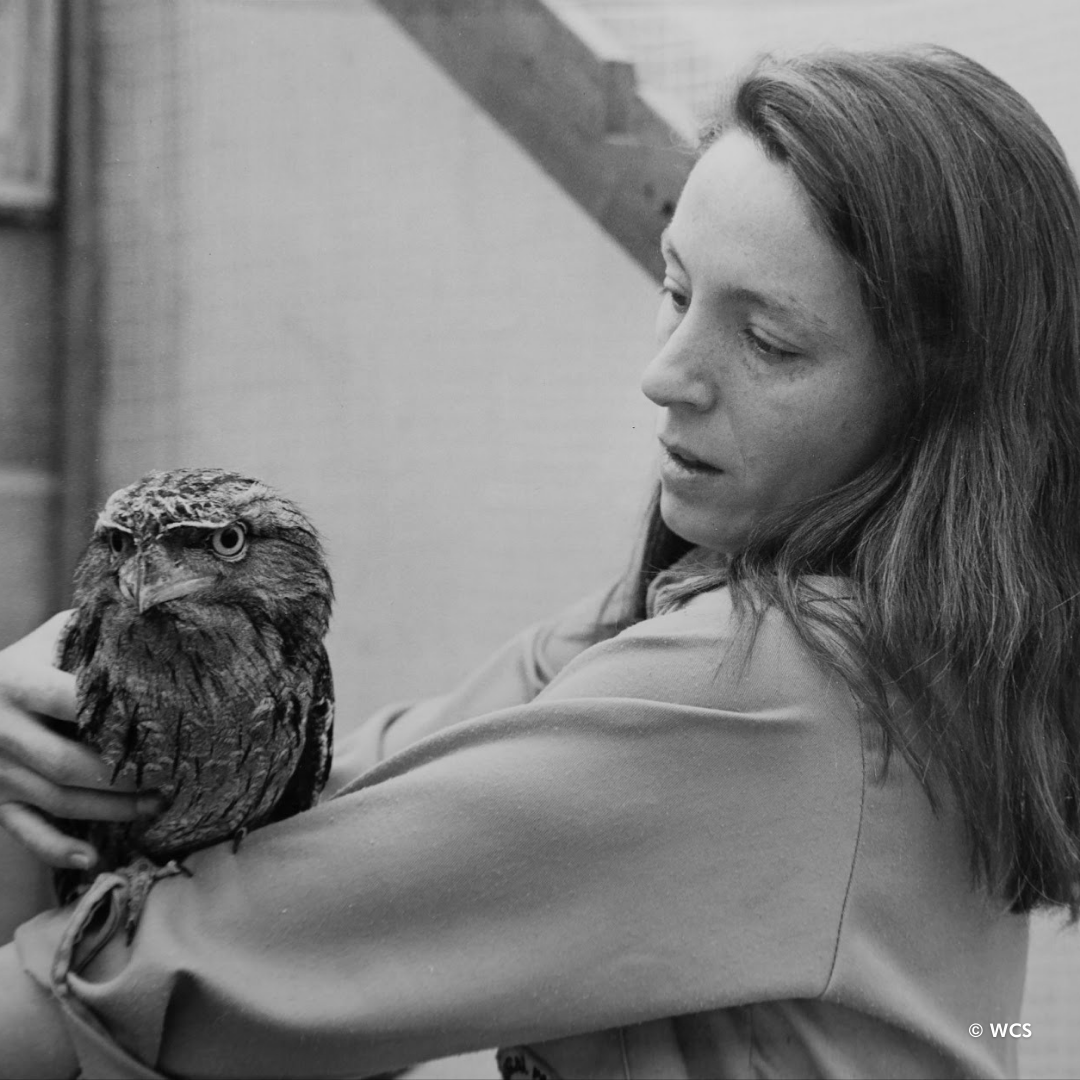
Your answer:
[11,584,1026,1078]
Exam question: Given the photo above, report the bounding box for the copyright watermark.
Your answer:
[969,1023,1032,1038]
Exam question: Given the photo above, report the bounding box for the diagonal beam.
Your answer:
[372,0,696,280]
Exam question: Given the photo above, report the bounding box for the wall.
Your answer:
[0,224,60,948]
[90,0,658,725]
[0,230,56,645]
[580,0,1080,169]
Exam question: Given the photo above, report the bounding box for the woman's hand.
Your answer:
[0,612,158,870]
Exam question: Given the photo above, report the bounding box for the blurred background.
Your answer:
[0,0,1077,1076]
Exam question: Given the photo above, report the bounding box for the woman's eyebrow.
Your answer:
[660,228,833,337]
[730,287,832,335]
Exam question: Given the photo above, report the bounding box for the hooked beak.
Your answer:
[118,549,216,614]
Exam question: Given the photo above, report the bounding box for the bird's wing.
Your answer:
[265,644,334,824]
[56,606,93,674]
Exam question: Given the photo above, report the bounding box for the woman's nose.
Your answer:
[641,332,717,412]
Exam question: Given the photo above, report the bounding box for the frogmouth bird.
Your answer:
[55,468,334,936]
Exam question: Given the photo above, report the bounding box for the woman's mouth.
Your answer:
[661,442,722,475]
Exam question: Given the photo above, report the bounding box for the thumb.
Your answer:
[0,612,78,724]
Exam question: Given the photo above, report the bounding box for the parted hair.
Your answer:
[633,47,1080,917]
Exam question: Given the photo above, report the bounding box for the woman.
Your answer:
[1,46,1078,1079]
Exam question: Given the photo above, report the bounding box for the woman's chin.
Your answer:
[658,492,746,555]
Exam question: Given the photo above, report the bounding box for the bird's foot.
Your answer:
[118,855,192,944]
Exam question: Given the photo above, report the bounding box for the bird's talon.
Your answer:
[118,856,190,942]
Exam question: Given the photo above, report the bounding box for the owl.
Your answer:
[56,468,334,934]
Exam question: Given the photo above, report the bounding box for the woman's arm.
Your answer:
[0,834,53,948]
[8,590,867,1079]
[0,584,627,1074]
[0,941,78,1078]
[1,582,622,894]
[326,582,630,793]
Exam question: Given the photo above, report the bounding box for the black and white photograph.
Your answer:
[0,2,1078,1077]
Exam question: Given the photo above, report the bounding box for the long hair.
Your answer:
[634,47,1080,917]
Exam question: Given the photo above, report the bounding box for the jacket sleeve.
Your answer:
[8,589,867,1080]
[325,582,631,792]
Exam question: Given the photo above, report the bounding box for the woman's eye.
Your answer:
[660,281,690,314]
[743,328,799,360]
[211,523,248,560]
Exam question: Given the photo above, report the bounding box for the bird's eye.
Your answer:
[107,530,130,556]
[211,523,248,560]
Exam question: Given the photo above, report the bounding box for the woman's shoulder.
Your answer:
[541,576,862,726]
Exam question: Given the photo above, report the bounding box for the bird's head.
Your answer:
[74,468,333,634]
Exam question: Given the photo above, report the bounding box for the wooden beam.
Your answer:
[372,0,696,280]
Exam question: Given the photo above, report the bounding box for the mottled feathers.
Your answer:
[56,468,334,908]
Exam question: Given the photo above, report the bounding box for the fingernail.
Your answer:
[70,852,93,870]
[137,796,164,818]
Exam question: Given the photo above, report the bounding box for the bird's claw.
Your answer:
[119,856,191,944]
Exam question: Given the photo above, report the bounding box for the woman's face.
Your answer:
[642,129,893,553]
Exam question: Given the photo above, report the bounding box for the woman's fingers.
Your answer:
[0,702,136,793]
[0,663,76,726]
[0,612,77,724]
[0,613,165,869]
[0,759,154,822]
[0,802,97,870]
[0,611,144,794]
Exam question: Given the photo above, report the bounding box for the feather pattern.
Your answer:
[55,468,334,908]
